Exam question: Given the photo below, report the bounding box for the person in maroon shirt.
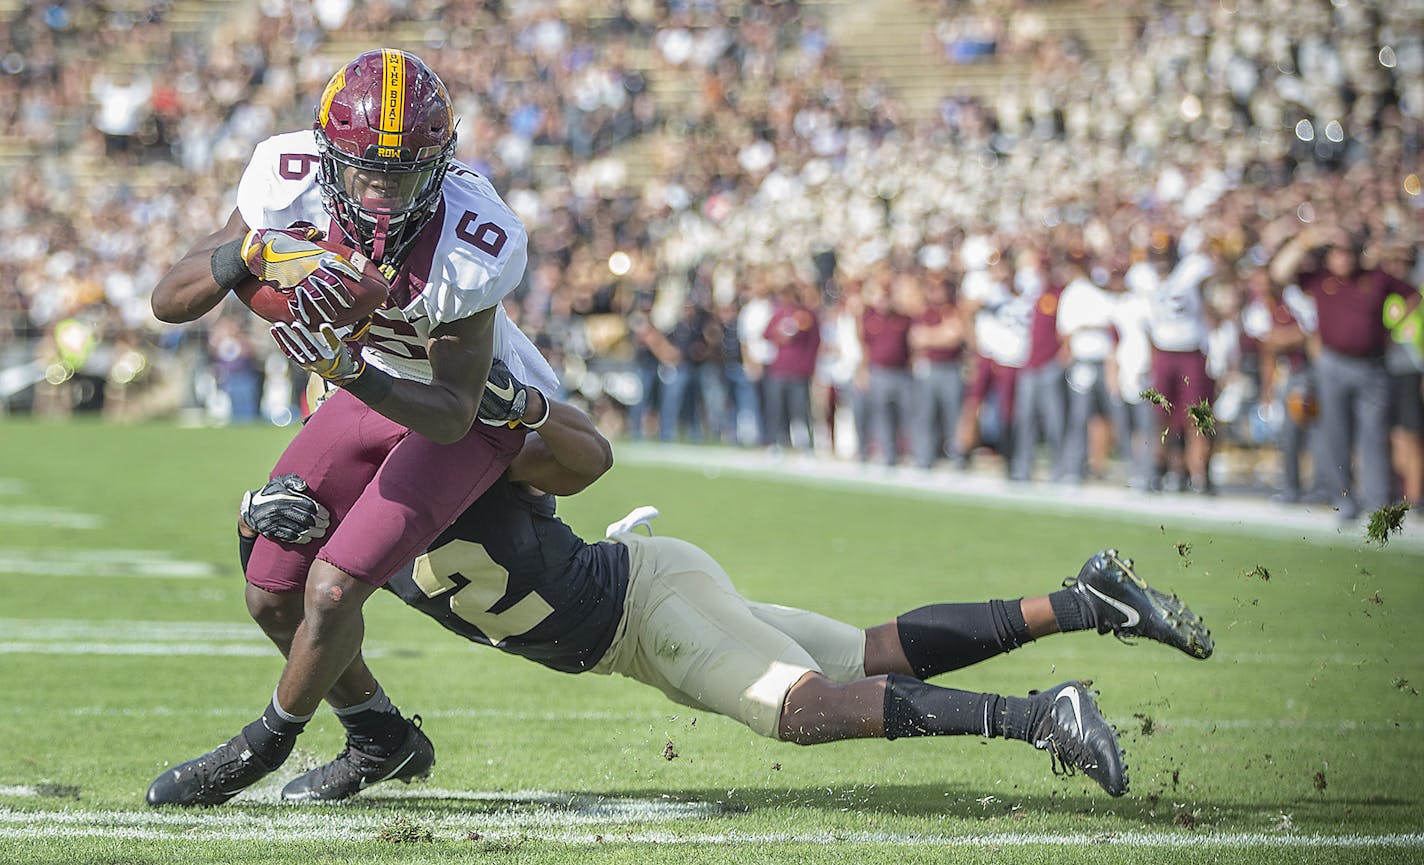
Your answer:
[762,278,822,452]
[1271,226,1416,518]
[859,272,915,465]
[1010,272,1067,483]
[909,274,967,469]
[1241,267,1314,503]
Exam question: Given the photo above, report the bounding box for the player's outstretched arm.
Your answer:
[507,394,614,495]
[475,357,612,494]
[151,208,250,323]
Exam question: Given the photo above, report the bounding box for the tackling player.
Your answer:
[235,361,1214,803]
[146,49,557,807]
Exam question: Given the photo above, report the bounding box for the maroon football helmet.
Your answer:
[314,49,456,266]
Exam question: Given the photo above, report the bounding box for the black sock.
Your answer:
[238,531,256,573]
[997,694,1048,743]
[335,687,408,756]
[241,698,310,767]
[882,676,1049,742]
[895,600,1032,680]
[883,674,1001,739]
[1049,587,1098,633]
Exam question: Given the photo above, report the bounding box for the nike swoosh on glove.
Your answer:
[478,358,530,427]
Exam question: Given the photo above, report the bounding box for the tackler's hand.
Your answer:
[239,474,330,545]
[270,320,366,384]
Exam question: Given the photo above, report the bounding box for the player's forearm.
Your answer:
[506,392,613,494]
[349,310,493,443]
[531,396,613,481]
[152,210,249,323]
[347,374,480,443]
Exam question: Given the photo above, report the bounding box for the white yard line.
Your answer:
[0,618,262,641]
[0,617,408,659]
[0,507,102,530]
[0,807,1418,848]
[0,549,215,579]
[0,642,280,657]
[617,443,1424,553]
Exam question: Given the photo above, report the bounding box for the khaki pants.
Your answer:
[594,533,865,738]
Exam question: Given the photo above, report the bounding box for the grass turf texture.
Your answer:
[1,420,1421,864]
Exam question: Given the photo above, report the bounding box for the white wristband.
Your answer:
[524,388,551,430]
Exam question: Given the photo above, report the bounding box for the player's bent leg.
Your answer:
[245,583,304,654]
[746,602,866,683]
[778,673,884,744]
[275,560,379,717]
[1064,550,1213,659]
[605,534,823,738]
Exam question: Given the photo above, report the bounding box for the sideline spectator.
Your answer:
[762,275,821,453]
[1009,248,1066,483]
[1057,256,1126,483]
[859,269,914,465]
[909,272,967,470]
[1272,226,1417,518]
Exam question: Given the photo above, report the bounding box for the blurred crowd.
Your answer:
[0,0,1421,512]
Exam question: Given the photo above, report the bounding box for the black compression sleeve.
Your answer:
[210,239,249,292]
[343,365,394,405]
[883,674,1002,739]
[895,600,1032,680]
[239,531,256,573]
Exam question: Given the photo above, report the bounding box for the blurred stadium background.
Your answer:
[0,0,1421,511]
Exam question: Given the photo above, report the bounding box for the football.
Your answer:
[233,239,390,327]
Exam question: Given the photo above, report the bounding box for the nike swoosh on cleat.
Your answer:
[360,751,420,789]
[1055,687,1084,734]
[1084,584,1141,628]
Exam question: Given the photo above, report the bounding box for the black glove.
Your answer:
[479,358,532,427]
[239,474,330,544]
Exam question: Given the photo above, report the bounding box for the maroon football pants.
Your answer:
[245,388,526,593]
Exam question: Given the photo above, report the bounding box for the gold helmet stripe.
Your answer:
[379,49,406,150]
[317,68,345,128]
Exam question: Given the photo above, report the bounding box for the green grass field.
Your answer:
[1,420,1422,864]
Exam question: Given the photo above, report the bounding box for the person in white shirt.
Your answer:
[1144,244,1216,493]
[1057,259,1128,483]
[737,271,777,445]
[1115,259,1158,491]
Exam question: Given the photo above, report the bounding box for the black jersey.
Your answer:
[382,474,629,673]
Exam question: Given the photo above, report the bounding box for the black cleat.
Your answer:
[146,731,275,807]
[1030,681,1128,797]
[281,715,434,802]
[1067,549,1214,659]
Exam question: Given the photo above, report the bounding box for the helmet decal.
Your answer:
[379,48,405,152]
[318,68,345,129]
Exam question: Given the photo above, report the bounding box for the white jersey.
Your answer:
[1146,252,1212,353]
[1056,277,1118,362]
[236,130,558,395]
[962,270,1028,368]
[1112,292,1152,403]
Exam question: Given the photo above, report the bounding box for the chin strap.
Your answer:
[369,214,390,263]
